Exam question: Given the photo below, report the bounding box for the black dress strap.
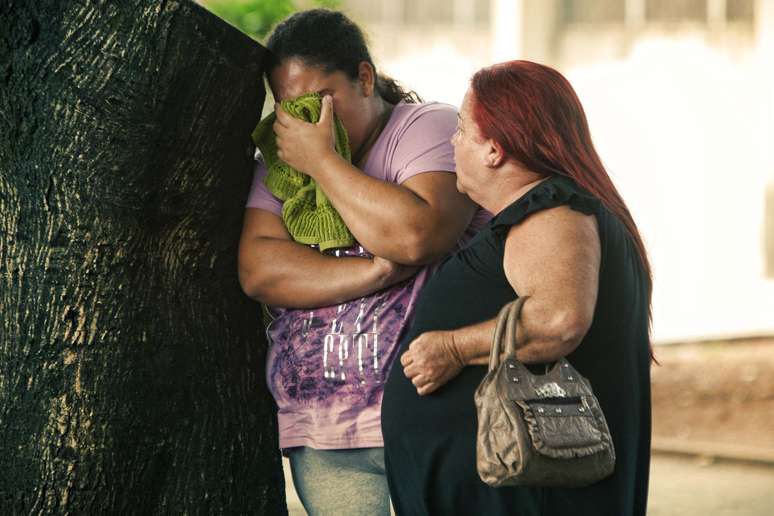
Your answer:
[490,175,600,237]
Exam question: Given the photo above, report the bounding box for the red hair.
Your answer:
[470,60,653,341]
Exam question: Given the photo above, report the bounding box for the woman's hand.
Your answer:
[400,331,465,396]
[371,255,419,289]
[274,94,341,177]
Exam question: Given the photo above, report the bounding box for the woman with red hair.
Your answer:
[381,60,652,515]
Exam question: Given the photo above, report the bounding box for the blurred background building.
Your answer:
[206,0,774,344]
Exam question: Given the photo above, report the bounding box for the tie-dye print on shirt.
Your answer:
[246,102,491,449]
[262,245,434,449]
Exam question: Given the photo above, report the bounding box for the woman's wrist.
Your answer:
[448,319,500,366]
[369,256,392,290]
[369,255,419,291]
[443,331,467,367]
[306,148,344,180]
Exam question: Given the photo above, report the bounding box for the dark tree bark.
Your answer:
[0,1,285,514]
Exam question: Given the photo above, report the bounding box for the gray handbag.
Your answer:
[474,297,616,487]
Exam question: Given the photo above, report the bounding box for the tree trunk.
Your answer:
[0,1,284,513]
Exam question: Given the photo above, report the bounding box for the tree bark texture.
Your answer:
[0,1,284,513]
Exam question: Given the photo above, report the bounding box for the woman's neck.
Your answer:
[352,97,393,167]
[482,168,548,215]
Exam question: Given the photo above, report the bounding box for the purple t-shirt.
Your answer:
[246,102,490,450]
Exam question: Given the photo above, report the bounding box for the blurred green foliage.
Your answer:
[203,0,341,41]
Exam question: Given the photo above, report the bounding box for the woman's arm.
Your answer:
[463,205,600,363]
[238,208,417,308]
[308,155,477,265]
[401,205,601,395]
[274,97,478,265]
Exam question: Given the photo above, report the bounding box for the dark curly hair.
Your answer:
[266,9,421,104]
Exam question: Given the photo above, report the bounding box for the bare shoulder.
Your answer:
[506,204,598,243]
[506,206,599,248]
[509,205,597,236]
[503,205,601,296]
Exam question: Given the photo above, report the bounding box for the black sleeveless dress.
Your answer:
[381,175,651,516]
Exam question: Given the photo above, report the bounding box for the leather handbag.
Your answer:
[474,297,616,487]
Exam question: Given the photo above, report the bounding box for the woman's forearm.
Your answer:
[238,236,403,308]
[450,317,498,366]
[450,300,587,366]
[310,154,474,265]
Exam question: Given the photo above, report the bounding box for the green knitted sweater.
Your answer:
[251,93,354,252]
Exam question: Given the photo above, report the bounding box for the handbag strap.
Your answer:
[488,296,527,373]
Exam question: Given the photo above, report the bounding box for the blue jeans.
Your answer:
[287,447,391,516]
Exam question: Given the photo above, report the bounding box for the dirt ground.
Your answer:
[648,455,774,516]
[651,337,774,449]
[284,455,774,516]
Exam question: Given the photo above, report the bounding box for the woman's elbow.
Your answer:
[399,229,447,266]
[400,244,435,267]
[546,309,593,356]
[238,266,267,302]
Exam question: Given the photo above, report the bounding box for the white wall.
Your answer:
[566,36,774,342]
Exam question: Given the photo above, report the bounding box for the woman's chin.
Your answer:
[455,178,466,194]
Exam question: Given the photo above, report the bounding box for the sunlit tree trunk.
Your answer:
[0,1,284,513]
